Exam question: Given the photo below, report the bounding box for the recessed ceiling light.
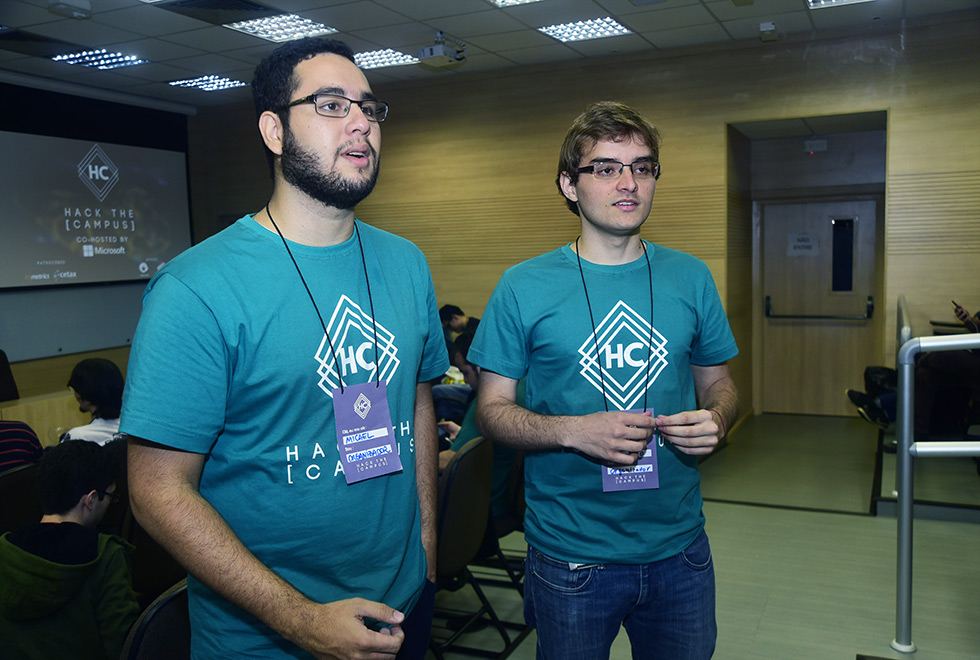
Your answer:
[355,49,419,69]
[52,49,148,69]
[224,14,337,42]
[538,17,632,43]
[169,75,248,92]
[488,0,545,6]
[807,0,876,8]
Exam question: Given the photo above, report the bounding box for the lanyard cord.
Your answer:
[265,205,381,393]
[574,237,654,413]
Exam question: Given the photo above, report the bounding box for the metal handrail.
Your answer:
[891,332,980,654]
[896,295,912,349]
[764,295,874,320]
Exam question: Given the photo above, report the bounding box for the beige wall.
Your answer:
[14,12,978,419]
[186,11,979,420]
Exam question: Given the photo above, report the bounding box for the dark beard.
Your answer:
[279,129,379,210]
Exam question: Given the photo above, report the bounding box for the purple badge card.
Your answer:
[334,381,403,485]
[601,447,659,492]
[601,408,659,492]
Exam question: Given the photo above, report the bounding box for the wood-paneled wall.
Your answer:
[16,12,974,418]
[180,11,979,420]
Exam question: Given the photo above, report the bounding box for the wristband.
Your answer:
[707,408,727,439]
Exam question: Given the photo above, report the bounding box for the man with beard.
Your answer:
[120,38,447,660]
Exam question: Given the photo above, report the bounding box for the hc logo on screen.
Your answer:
[578,301,668,410]
[315,295,401,397]
[77,144,119,202]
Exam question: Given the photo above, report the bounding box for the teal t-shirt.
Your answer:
[469,242,737,564]
[121,216,448,659]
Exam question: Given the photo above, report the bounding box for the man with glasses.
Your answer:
[470,101,738,659]
[0,440,138,660]
[121,38,446,659]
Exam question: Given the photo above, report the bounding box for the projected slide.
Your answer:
[0,131,192,289]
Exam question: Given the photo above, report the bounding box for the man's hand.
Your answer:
[656,409,720,456]
[565,411,656,465]
[437,420,460,440]
[296,598,406,660]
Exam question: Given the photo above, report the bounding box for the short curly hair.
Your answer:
[67,358,124,420]
[556,101,661,215]
[252,37,358,176]
[39,441,116,515]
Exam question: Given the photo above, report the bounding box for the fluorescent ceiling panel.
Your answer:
[538,17,633,42]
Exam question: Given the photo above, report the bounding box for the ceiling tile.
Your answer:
[642,22,730,48]
[302,2,411,31]
[618,5,718,31]
[722,11,813,41]
[20,20,142,49]
[93,6,210,38]
[563,33,655,57]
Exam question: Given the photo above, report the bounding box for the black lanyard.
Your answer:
[265,205,381,393]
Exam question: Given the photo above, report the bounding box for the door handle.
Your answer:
[765,295,874,320]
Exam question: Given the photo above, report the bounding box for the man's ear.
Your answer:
[80,489,99,512]
[258,110,285,157]
[558,171,578,204]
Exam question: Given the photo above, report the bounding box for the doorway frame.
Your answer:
[751,191,886,416]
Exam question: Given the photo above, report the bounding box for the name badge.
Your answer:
[333,381,402,484]
[601,408,659,492]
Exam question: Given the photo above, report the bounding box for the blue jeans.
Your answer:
[524,530,716,660]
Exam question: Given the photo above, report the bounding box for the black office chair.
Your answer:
[0,349,19,402]
[0,462,42,534]
[118,578,190,660]
[429,437,530,659]
[472,450,526,596]
[121,508,188,610]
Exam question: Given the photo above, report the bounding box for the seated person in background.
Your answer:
[438,332,520,527]
[848,300,980,435]
[0,440,139,660]
[0,420,44,471]
[60,358,124,446]
[439,304,480,337]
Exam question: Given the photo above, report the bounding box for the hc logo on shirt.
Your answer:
[577,301,668,410]
[315,295,400,396]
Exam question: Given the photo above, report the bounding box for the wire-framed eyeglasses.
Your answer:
[96,489,121,504]
[284,93,389,123]
[576,159,661,181]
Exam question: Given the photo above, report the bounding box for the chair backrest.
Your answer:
[0,461,42,534]
[118,578,190,660]
[436,436,493,578]
[0,349,19,403]
[121,508,187,609]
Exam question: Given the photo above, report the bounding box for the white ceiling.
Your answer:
[0,0,977,113]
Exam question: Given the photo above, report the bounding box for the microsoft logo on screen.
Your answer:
[77,144,119,202]
[82,245,94,257]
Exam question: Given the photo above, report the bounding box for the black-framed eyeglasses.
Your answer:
[97,489,121,504]
[284,93,389,123]
[575,159,661,181]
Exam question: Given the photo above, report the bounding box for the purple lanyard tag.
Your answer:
[333,381,402,484]
[601,408,659,492]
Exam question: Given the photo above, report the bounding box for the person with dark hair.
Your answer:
[439,304,479,335]
[121,37,446,659]
[470,101,738,660]
[61,358,124,446]
[0,420,44,471]
[0,441,138,660]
